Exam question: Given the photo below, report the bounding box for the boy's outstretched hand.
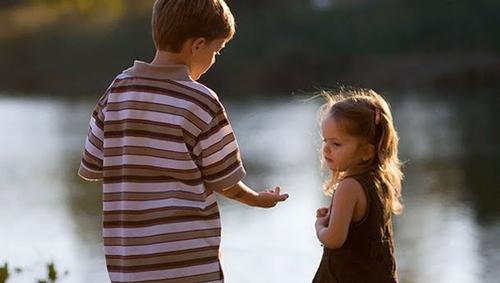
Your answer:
[219,182,289,208]
[255,186,289,208]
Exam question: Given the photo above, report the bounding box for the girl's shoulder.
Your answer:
[336,172,377,202]
[335,177,365,201]
[339,171,375,191]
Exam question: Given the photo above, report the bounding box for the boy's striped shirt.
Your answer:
[78,61,246,283]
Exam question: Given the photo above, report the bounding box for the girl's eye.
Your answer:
[322,139,341,147]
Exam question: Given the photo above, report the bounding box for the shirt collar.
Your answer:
[123,60,191,81]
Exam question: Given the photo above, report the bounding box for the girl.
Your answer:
[312,89,404,283]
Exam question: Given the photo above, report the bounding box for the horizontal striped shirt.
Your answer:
[78,61,246,283]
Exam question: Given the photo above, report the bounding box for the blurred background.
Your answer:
[0,0,499,282]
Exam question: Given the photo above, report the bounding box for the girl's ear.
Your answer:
[361,143,376,162]
[191,37,207,54]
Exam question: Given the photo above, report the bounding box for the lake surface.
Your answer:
[1,92,499,283]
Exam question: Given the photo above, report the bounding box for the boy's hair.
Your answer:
[152,0,236,52]
[319,88,404,215]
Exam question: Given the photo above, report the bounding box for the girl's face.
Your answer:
[321,117,372,173]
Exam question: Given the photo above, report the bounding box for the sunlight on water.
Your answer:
[395,94,462,161]
[395,164,482,283]
[0,97,108,283]
[0,94,499,283]
[220,98,325,282]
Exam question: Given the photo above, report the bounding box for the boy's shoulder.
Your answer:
[176,80,220,101]
[117,61,220,100]
[107,62,226,116]
[173,81,227,118]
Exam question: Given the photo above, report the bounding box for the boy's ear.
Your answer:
[191,37,207,54]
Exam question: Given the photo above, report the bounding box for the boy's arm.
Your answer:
[218,181,288,208]
[78,98,107,181]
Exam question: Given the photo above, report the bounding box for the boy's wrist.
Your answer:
[240,191,260,207]
[250,192,265,207]
[220,182,259,206]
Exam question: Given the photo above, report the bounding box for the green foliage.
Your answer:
[37,262,64,282]
[231,0,500,55]
[47,262,57,281]
[0,261,67,283]
[0,263,9,283]
[0,0,499,94]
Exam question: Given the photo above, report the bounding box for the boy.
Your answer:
[78,0,288,282]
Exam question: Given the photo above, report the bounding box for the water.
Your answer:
[0,93,499,283]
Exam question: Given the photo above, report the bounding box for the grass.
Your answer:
[0,261,68,283]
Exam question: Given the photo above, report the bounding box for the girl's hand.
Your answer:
[315,215,329,230]
[315,207,330,230]
[316,207,329,218]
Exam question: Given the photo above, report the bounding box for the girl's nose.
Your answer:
[323,145,330,155]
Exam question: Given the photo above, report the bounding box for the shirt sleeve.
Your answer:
[194,106,246,192]
[78,99,106,181]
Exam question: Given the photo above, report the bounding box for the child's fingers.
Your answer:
[316,207,329,217]
[278,193,289,201]
[270,191,288,202]
[316,210,324,218]
[316,209,322,217]
[275,186,288,201]
[259,187,288,205]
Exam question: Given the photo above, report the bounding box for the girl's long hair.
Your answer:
[319,88,404,215]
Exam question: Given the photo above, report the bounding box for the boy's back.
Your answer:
[79,61,246,282]
[78,1,288,282]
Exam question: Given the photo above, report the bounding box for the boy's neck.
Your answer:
[151,50,191,67]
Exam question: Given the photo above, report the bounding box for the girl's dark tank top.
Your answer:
[312,171,398,283]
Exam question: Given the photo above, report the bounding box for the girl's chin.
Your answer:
[328,166,346,172]
[325,160,344,172]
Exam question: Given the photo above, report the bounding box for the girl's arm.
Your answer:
[315,178,363,249]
